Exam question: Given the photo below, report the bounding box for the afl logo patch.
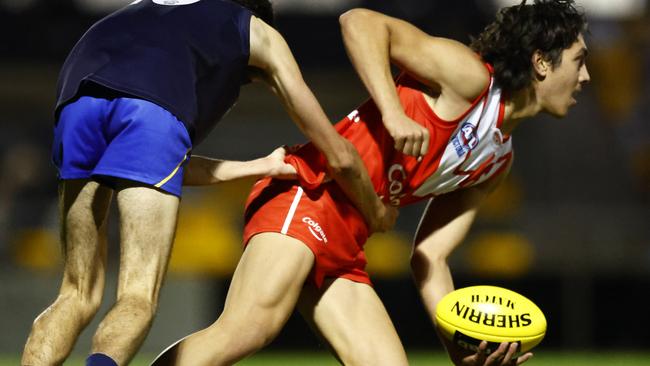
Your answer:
[452,123,479,157]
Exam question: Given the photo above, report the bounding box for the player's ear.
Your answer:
[531,50,551,80]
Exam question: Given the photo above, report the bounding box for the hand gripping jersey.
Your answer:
[55,0,252,144]
[243,69,513,287]
[286,71,513,207]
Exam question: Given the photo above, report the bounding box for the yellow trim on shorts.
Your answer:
[154,149,190,188]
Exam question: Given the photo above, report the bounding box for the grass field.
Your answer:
[3,351,649,365]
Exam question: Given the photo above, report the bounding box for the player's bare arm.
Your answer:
[339,9,489,157]
[411,186,487,317]
[248,16,395,232]
[411,170,532,366]
[183,147,297,186]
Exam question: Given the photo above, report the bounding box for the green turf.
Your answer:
[523,352,650,366]
[3,351,649,365]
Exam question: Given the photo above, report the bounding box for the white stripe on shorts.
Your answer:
[281,186,303,234]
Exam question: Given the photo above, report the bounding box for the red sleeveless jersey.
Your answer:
[243,70,512,286]
[285,71,512,207]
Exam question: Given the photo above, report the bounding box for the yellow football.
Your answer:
[435,285,546,354]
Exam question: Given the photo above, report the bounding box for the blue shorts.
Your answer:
[52,96,192,197]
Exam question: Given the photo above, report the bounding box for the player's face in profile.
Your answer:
[541,34,590,117]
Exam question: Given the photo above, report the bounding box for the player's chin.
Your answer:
[547,104,572,119]
[562,97,579,115]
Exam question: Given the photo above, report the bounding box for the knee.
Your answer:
[243,307,287,348]
[244,325,277,350]
[83,295,103,320]
[216,311,283,351]
[54,289,103,326]
[59,259,106,320]
[60,276,104,315]
[116,294,158,323]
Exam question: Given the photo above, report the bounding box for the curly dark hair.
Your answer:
[232,0,274,26]
[470,0,587,93]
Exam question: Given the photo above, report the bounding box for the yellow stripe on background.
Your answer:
[155,149,191,188]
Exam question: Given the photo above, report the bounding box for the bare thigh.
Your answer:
[88,184,181,364]
[161,233,316,365]
[216,232,316,344]
[60,179,113,302]
[298,278,409,366]
[20,179,113,366]
[114,183,180,302]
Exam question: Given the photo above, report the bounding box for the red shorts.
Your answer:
[243,178,371,288]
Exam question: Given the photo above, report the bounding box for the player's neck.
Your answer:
[501,86,542,135]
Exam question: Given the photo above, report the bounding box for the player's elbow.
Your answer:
[339,8,363,26]
[325,141,357,177]
[339,8,373,33]
[327,151,356,178]
[410,244,449,274]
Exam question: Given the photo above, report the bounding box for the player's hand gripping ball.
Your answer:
[435,286,546,354]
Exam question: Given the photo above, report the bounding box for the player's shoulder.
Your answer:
[445,40,489,100]
[420,36,490,102]
[249,15,280,51]
[249,15,268,38]
[248,15,293,71]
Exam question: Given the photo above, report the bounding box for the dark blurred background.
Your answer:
[1,0,649,358]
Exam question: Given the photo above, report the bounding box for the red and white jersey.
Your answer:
[286,70,513,207]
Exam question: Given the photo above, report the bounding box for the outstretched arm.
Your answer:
[411,186,487,336]
[411,173,532,365]
[248,16,396,233]
[183,147,296,186]
[339,9,489,158]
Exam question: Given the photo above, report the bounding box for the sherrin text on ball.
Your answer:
[435,285,546,353]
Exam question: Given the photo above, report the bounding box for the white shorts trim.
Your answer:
[281,186,303,234]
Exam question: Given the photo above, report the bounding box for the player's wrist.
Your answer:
[381,108,405,124]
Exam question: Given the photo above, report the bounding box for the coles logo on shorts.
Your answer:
[302,217,328,244]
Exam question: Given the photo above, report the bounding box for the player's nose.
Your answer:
[579,64,590,84]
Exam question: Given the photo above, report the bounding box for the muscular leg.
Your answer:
[152,233,314,366]
[22,179,113,366]
[90,183,180,365]
[298,278,409,366]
